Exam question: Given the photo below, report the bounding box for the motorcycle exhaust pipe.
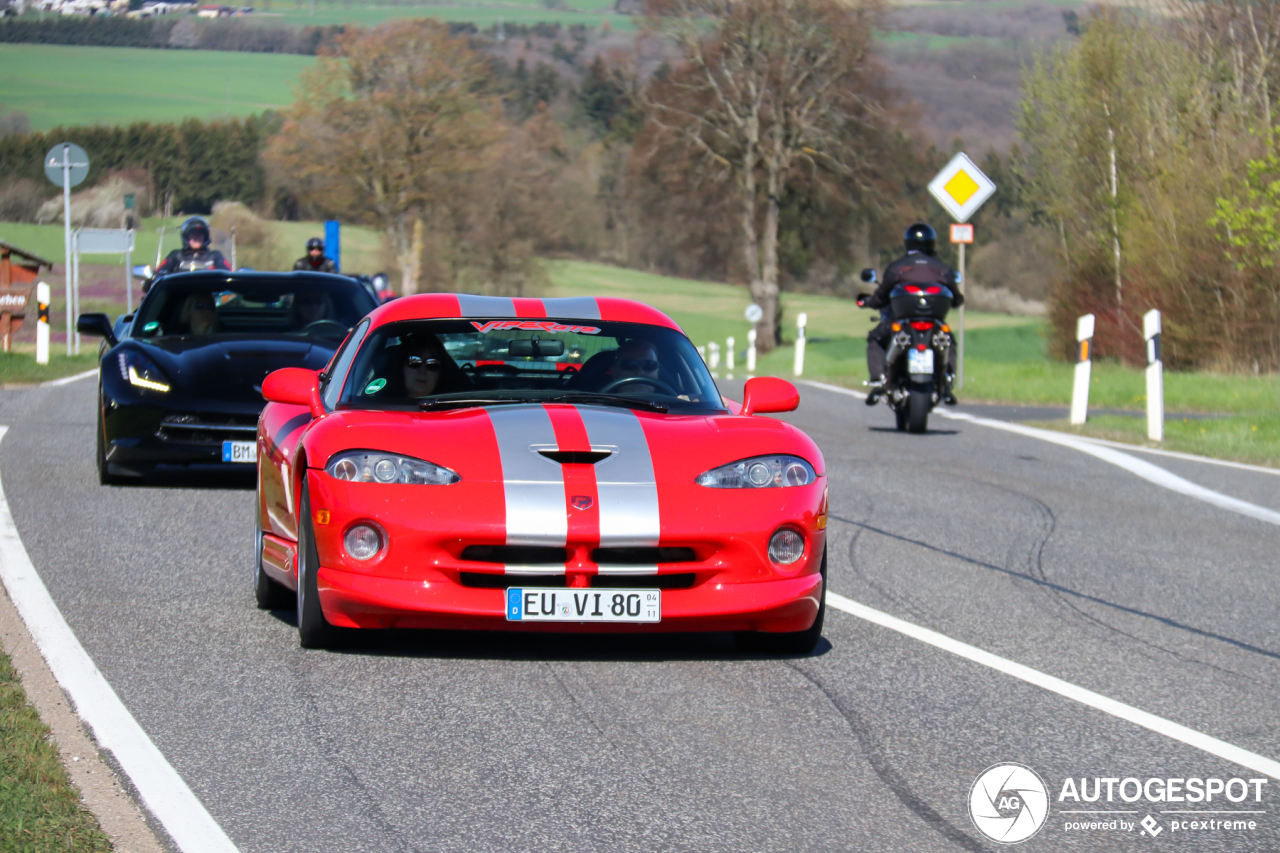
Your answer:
[885,331,912,367]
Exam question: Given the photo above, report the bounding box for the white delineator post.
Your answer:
[794,312,807,377]
[1144,309,1163,442]
[726,336,735,372]
[746,329,757,375]
[36,282,50,366]
[708,341,720,374]
[1070,313,1095,426]
[62,144,72,357]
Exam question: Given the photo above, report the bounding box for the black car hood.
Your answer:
[125,336,332,403]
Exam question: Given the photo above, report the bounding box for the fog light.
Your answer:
[768,528,804,565]
[344,524,382,561]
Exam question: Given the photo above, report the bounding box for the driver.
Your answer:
[610,338,661,387]
[403,337,446,398]
[180,292,218,335]
[295,291,333,328]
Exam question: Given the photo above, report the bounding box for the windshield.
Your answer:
[133,277,376,342]
[339,319,724,412]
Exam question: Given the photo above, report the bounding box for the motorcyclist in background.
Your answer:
[857,222,963,406]
[294,237,337,273]
[154,217,231,280]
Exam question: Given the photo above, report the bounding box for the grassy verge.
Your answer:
[0,350,99,386]
[0,651,111,852]
[546,260,1280,464]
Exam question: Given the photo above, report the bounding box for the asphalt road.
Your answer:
[2,376,1278,852]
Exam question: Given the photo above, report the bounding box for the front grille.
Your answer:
[594,573,695,589]
[157,414,258,445]
[593,547,697,564]
[461,545,568,564]
[460,572,565,588]
[457,572,695,590]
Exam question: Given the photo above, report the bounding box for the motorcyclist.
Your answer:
[294,237,337,273]
[857,222,963,406]
[154,217,231,281]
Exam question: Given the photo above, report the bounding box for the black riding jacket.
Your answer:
[294,256,337,273]
[156,247,231,276]
[863,250,963,310]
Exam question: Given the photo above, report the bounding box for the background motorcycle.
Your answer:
[859,268,955,434]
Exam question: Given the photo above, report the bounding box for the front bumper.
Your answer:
[101,392,261,470]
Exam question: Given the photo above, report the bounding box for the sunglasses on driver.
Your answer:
[406,356,442,371]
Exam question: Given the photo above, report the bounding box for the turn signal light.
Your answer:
[891,323,901,332]
[315,509,331,526]
[942,324,950,333]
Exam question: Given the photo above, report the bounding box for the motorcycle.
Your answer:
[858,268,956,434]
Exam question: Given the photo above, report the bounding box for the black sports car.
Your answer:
[77,271,379,484]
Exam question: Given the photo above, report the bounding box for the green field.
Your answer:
[0,44,312,130]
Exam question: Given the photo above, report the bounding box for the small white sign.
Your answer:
[744,303,763,323]
[929,153,996,223]
[950,224,974,244]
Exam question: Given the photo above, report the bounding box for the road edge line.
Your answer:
[0,426,240,853]
[796,380,1280,527]
[824,590,1280,780]
[43,368,98,387]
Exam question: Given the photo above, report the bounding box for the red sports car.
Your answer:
[254,294,828,651]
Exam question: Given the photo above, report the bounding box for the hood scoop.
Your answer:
[537,449,613,465]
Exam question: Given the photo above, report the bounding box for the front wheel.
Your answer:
[95,399,123,486]
[254,486,293,611]
[907,388,930,434]
[297,485,341,649]
[736,547,826,655]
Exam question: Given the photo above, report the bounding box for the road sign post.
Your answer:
[950,223,974,389]
[793,312,807,377]
[929,154,995,392]
[44,143,89,356]
[746,329,757,375]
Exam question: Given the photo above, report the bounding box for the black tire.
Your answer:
[894,404,908,432]
[907,388,930,434]
[254,486,293,610]
[736,547,826,655]
[95,400,123,486]
[297,485,340,649]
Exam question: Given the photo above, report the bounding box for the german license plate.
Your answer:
[907,348,934,375]
[222,440,256,463]
[506,588,661,623]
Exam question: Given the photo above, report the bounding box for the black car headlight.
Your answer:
[326,451,460,485]
[696,455,815,488]
[117,350,171,393]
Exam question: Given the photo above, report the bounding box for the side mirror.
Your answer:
[262,367,325,418]
[860,268,877,283]
[132,264,153,281]
[76,313,118,347]
[740,376,799,417]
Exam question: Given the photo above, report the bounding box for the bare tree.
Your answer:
[642,0,886,349]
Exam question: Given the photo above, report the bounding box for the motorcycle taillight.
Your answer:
[904,285,922,294]
[909,320,934,331]
[925,285,942,294]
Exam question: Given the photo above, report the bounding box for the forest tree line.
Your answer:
[2,1,1280,366]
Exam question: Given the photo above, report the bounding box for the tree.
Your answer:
[641,0,887,349]
[265,20,497,292]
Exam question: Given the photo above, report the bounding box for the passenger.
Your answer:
[180,293,218,335]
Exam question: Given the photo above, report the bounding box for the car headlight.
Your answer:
[117,350,170,392]
[325,450,460,485]
[695,455,815,488]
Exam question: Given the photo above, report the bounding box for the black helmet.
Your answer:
[180,216,211,250]
[306,237,324,252]
[904,222,937,256]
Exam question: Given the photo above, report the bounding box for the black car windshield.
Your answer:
[133,276,376,342]
[338,319,725,412]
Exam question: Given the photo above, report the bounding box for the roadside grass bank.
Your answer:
[547,261,1280,464]
[0,650,111,851]
[0,350,99,386]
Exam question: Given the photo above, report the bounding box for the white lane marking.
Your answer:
[796,380,1280,527]
[1060,435,1280,477]
[43,368,98,387]
[0,427,240,852]
[939,412,1280,527]
[824,591,1280,780]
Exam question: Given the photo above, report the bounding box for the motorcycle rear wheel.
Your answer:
[907,389,930,433]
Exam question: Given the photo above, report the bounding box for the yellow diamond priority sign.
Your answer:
[928,152,996,223]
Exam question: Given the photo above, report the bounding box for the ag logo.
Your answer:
[968,763,1049,844]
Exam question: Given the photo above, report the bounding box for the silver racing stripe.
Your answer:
[578,407,661,548]
[487,406,567,549]
[541,297,601,320]
[457,294,517,317]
